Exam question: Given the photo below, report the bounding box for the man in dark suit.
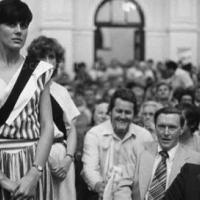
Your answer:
[163,163,200,200]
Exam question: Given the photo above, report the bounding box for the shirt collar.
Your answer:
[102,119,136,140]
[157,143,179,161]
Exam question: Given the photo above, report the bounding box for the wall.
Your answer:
[20,0,200,76]
[168,0,198,65]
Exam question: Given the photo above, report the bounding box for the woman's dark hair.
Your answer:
[107,87,137,115]
[27,36,65,64]
[0,0,32,26]
[27,36,65,77]
[28,36,54,61]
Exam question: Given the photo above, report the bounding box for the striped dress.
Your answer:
[0,60,54,200]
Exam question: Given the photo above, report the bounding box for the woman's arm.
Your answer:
[13,81,54,198]
[34,81,54,167]
[65,120,77,156]
[51,119,77,180]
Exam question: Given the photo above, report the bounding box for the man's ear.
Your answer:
[179,126,184,136]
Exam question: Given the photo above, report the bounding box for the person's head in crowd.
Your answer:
[126,81,145,111]
[73,93,92,124]
[154,61,168,80]
[180,104,200,136]
[176,88,195,106]
[74,62,92,84]
[110,58,121,69]
[107,88,137,138]
[165,60,178,78]
[91,100,109,126]
[0,0,32,51]
[27,35,65,77]
[182,62,192,74]
[197,71,200,83]
[139,61,147,72]
[146,59,154,70]
[74,62,87,74]
[156,81,172,102]
[139,101,163,134]
[154,107,185,151]
[83,84,96,111]
[102,87,116,103]
[194,84,200,105]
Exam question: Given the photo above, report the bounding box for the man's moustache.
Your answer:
[115,118,130,123]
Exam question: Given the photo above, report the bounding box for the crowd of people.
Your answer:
[1,0,200,200]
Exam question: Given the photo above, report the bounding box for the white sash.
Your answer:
[50,81,79,124]
[6,61,53,125]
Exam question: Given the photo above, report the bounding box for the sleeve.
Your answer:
[163,164,187,200]
[63,89,80,124]
[183,73,194,88]
[34,61,54,90]
[38,68,54,90]
[81,130,103,190]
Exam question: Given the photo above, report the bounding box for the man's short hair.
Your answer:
[154,107,185,127]
[176,88,195,104]
[108,87,137,115]
[165,60,178,71]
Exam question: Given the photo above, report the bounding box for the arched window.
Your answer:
[94,0,145,62]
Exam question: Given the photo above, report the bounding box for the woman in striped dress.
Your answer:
[0,0,54,199]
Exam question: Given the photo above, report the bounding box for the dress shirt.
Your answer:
[145,144,179,200]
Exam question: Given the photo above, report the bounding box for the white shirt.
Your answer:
[145,143,179,200]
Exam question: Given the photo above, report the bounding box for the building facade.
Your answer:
[21,0,200,76]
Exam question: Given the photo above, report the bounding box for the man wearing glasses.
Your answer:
[132,107,200,200]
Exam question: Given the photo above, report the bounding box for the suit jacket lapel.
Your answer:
[168,145,189,186]
[139,142,157,199]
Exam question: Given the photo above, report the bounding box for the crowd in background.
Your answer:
[54,52,200,199]
[1,1,200,199]
[56,56,200,151]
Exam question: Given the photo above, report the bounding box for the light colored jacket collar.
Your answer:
[101,119,136,140]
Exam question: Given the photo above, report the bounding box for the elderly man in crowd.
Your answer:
[82,88,153,200]
[132,107,200,200]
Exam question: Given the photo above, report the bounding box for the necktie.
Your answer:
[148,150,169,200]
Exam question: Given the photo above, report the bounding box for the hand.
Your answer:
[51,157,72,180]
[12,167,41,200]
[94,181,106,199]
[1,178,18,193]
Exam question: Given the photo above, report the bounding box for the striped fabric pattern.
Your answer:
[0,141,53,200]
[148,151,168,200]
[0,68,53,139]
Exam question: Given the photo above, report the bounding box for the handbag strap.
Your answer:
[50,95,67,138]
[0,56,39,126]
